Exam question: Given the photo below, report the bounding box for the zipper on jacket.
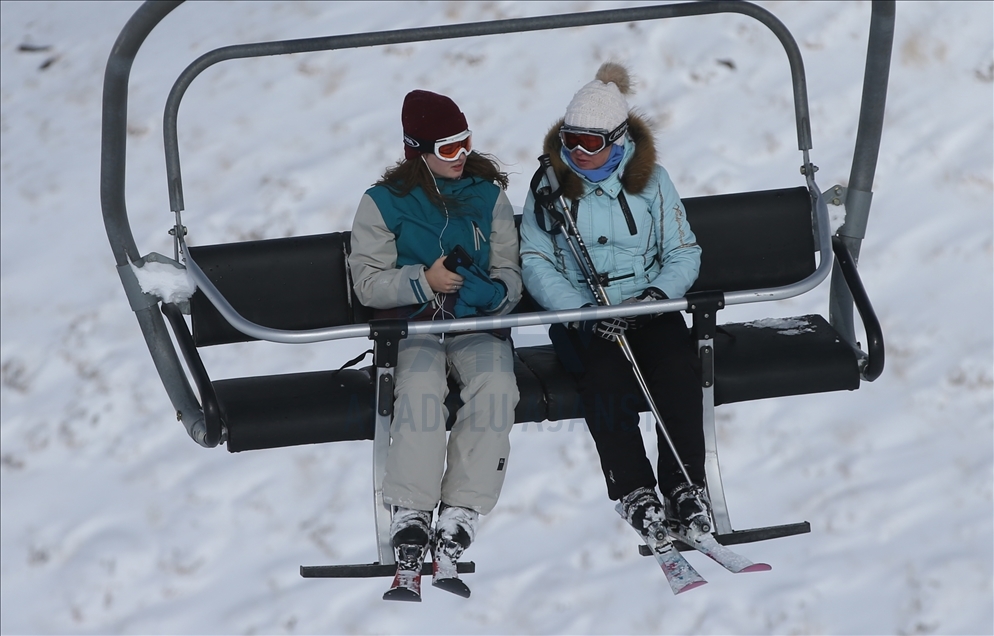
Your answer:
[618,191,638,236]
[472,220,486,251]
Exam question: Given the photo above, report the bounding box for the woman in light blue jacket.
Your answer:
[520,63,709,542]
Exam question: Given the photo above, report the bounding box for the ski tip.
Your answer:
[739,563,772,573]
[382,587,422,602]
[675,579,708,594]
[432,577,472,598]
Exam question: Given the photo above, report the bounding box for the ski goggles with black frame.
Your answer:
[559,121,629,155]
[404,129,473,161]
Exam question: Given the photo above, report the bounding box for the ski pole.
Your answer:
[537,154,695,490]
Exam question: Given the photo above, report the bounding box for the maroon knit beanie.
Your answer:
[402,90,469,160]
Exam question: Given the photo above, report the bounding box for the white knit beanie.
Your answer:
[564,62,633,140]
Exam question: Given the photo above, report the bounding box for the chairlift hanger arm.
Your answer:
[101,0,184,269]
[162,1,812,212]
[100,1,205,446]
[829,1,895,347]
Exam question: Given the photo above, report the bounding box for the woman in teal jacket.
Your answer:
[349,90,521,598]
[520,63,709,542]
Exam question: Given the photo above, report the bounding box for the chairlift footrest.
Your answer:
[300,561,476,578]
[638,521,810,556]
[714,521,811,545]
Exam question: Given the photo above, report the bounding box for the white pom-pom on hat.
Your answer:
[594,62,633,95]
[564,62,633,138]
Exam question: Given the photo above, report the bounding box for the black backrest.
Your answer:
[189,186,815,345]
[190,233,367,346]
[686,186,815,293]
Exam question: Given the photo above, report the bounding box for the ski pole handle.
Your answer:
[538,153,557,187]
[539,155,570,224]
[538,154,607,305]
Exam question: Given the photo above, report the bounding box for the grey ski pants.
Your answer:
[382,332,518,515]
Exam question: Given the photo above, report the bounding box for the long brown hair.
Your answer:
[375,152,510,210]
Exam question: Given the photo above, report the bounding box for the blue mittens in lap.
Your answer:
[454,263,507,317]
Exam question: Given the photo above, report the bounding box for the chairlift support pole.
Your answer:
[829,1,894,349]
[98,1,214,445]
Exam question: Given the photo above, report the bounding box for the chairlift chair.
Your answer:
[100,1,892,578]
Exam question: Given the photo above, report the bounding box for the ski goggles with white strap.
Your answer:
[404,129,473,161]
[559,121,628,155]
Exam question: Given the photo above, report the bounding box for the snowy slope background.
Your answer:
[1,1,992,634]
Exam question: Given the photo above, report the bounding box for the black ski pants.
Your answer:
[552,311,705,501]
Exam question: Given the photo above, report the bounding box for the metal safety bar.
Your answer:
[179,184,831,345]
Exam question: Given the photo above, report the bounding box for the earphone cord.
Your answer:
[422,155,450,259]
[422,155,455,337]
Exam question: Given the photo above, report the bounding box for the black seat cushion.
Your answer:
[189,233,363,346]
[514,345,585,423]
[713,314,860,405]
[218,367,375,452]
[512,313,860,417]
[686,187,815,293]
[221,349,550,453]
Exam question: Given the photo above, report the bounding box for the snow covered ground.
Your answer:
[1,1,991,634]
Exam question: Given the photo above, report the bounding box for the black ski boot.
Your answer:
[666,483,713,539]
[431,503,478,598]
[615,486,667,542]
[383,507,432,602]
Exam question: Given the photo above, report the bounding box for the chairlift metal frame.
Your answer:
[101,1,893,575]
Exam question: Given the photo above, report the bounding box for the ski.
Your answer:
[668,526,772,574]
[430,506,476,598]
[432,550,471,598]
[643,522,708,594]
[382,544,428,602]
[383,567,423,601]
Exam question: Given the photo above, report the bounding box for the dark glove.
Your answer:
[620,287,668,329]
[573,304,629,341]
[454,263,507,317]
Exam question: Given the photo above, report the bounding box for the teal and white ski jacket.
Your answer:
[349,172,522,318]
[519,115,701,310]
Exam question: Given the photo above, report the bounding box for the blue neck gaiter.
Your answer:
[564,143,625,183]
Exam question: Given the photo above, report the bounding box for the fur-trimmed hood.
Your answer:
[542,113,657,200]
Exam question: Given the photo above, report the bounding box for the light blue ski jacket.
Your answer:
[519,115,701,310]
